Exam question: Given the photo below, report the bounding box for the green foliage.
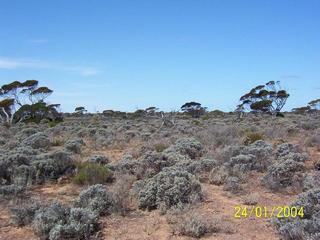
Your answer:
[308,98,320,110]
[14,102,62,124]
[250,100,272,112]
[237,81,289,114]
[191,119,203,126]
[131,109,145,118]
[292,106,311,114]
[74,106,87,114]
[243,132,264,145]
[201,114,210,120]
[181,102,207,118]
[153,143,168,152]
[276,112,285,117]
[48,120,63,128]
[210,109,225,117]
[0,80,61,125]
[72,162,113,185]
[51,138,65,146]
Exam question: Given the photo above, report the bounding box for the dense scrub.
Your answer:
[0,112,319,239]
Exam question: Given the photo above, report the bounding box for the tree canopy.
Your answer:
[237,81,289,115]
[181,101,207,118]
[0,80,61,125]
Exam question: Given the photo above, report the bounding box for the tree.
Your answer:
[308,99,320,110]
[237,81,289,115]
[145,106,159,116]
[0,80,61,124]
[0,98,15,124]
[75,106,87,114]
[181,102,207,118]
[292,98,320,115]
[292,106,311,114]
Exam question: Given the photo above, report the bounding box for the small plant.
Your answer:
[242,193,259,205]
[153,143,168,153]
[201,114,210,120]
[72,162,113,185]
[48,120,63,128]
[173,212,234,238]
[51,138,65,146]
[112,174,136,216]
[176,214,213,238]
[243,132,264,145]
[191,119,203,126]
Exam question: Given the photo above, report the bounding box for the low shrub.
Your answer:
[243,132,264,145]
[164,137,204,159]
[262,159,305,191]
[173,212,234,238]
[74,184,115,216]
[153,143,168,153]
[48,207,99,240]
[176,214,215,238]
[32,202,69,239]
[137,169,203,211]
[209,166,228,185]
[11,201,42,226]
[0,184,25,198]
[242,193,259,205]
[51,138,65,146]
[274,188,320,239]
[112,174,136,215]
[72,162,113,185]
[64,138,85,154]
[223,176,243,194]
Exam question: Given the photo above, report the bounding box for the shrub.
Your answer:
[31,151,75,184]
[217,145,243,162]
[243,132,264,145]
[174,158,218,176]
[48,207,98,240]
[275,142,301,159]
[72,162,113,185]
[137,169,203,210]
[164,137,204,159]
[48,120,62,128]
[74,184,115,216]
[191,120,203,126]
[21,132,51,149]
[262,159,305,191]
[209,166,228,185]
[302,173,320,191]
[224,154,256,176]
[51,138,65,146]
[223,177,243,194]
[173,212,234,238]
[112,174,136,215]
[64,138,85,154]
[32,202,69,239]
[305,132,320,149]
[153,143,168,153]
[242,193,259,205]
[278,152,308,163]
[87,155,110,165]
[176,214,214,238]
[11,201,42,226]
[110,157,141,176]
[274,188,320,239]
[0,184,25,198]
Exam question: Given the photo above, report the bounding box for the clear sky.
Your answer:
[0,0,319,112]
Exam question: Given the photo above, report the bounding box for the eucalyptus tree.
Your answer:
[237,81,289,115]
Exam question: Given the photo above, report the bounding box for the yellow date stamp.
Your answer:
[234,206,304,219]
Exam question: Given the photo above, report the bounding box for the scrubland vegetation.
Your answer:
[0,80,320,239]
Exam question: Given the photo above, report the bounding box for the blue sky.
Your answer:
[0,0,319,112]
